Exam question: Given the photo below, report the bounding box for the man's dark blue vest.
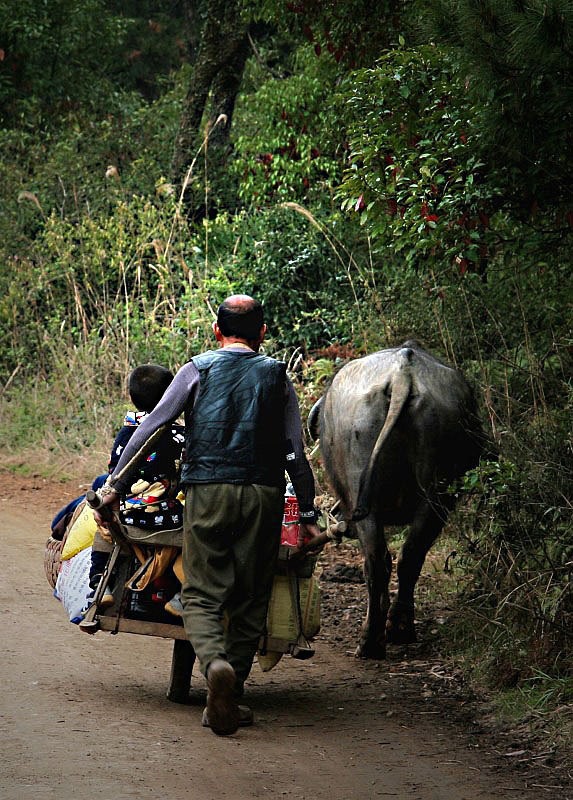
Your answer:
[181,349,287,488]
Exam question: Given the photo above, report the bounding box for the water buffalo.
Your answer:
[308,341,485,659]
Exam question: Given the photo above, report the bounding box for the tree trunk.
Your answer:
[207,33,250,154]
[171,0,250,193]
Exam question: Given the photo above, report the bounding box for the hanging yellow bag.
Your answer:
[60,500,98,560]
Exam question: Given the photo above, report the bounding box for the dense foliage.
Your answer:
[1,0,571,714]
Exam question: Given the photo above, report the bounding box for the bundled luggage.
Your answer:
[45,487,322,672]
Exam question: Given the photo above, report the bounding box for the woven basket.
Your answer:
[44,502,83,589]
[44,535,64,589]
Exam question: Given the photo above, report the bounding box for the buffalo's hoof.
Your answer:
[386,611,416,644]
[386,623,417,645]
[354,640,386,660]
[386,601,416,644]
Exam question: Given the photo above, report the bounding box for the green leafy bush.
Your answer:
[338,45,499,278]
[233,47,341,205]
[451,411,572,689]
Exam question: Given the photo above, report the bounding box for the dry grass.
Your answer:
[2,444,108,484]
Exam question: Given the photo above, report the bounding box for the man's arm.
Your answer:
[283,379,321,544]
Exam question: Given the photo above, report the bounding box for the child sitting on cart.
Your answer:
[85,364,185,617]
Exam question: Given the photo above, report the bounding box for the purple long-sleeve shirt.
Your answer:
[109,348,317,518]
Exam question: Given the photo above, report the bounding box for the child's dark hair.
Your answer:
[128,364,174,412]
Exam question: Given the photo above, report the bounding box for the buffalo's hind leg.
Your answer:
[387,500,448,644]
[355,516,392,659]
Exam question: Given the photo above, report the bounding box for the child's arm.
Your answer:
[108,425,137,472]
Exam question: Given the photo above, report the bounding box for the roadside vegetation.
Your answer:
[1,0,571,742]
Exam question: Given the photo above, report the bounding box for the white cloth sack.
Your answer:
[54,545,92,624]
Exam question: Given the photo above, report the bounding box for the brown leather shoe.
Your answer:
[205,659,240,735]
[202,704,253,729]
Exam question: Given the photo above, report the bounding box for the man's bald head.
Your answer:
[217,295,264,340]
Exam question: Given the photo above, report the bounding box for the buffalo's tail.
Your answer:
[352,348,414,521]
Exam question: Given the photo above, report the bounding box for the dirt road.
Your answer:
[1,476,569,800]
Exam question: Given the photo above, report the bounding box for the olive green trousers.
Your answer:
[180,483,284,684]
